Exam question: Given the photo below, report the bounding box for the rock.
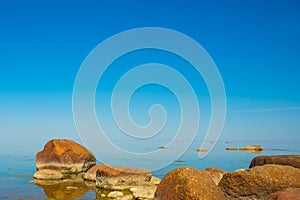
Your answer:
[36,139,96,174]
[204,167,226,185]
[96,164,152,190]
[226,147,238,150]
[33,169,64,180]
[239,145,263,150]
[83,164,101,181]
[157,146,167,149]
[266,188,300,200]
[150,176,161,185]
[130,186,157,199]
[196,148,208,152]
[155,167,226,200]
[249,155,300,169]
[218,164,300,200]
[107,191,124,198]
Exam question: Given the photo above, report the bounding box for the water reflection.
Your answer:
[240,149,263,154]
[35,179,90,200]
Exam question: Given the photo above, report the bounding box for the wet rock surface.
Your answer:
[218,164,300,200]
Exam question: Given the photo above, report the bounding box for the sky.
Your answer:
[0,0,300,156]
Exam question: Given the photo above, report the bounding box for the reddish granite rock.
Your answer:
[204,167,227,185]
[249,155,300,169]
[218,164,300,200]
[155,167,226,200]
[36,139,96,174]
[266,188,300,200]
[95,164,152,189]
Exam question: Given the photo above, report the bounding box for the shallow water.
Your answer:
[1,139,299,199]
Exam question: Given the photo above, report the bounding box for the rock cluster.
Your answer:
[33,139,300,200]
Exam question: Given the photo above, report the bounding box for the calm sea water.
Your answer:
[1,139,299,199]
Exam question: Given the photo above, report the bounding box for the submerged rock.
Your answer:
[155,167,226,200]
[35,139,96,175]
[249,155,300,169]
[218,164,300,200]
[33,169,64,180]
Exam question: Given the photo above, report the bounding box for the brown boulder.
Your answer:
[95,164,152,189]
[204,167,226,185]
[36,139,96,174]
[249,155,300,169]
[155,167,226,200]
[266,188,300,200]
[218,164,300,200]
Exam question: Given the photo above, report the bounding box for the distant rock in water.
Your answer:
[239,145,263,150]
[226,147,238,151]
[157,146,167,149]
[155,167,226,200]
[218,164,300,200]
[196,148,208,152]
[35,139,96,179]
[249,155,300,169]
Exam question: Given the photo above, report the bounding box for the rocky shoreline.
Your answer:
[32,139,300,200]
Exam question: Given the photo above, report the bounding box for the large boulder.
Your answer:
[155,167,226,200]
[95,164,152,190]
[36,139,96,175]
[249,155,300,169]
[266,188,300,200]
[218,164,300,200]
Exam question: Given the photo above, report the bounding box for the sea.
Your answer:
[0,139,299,200]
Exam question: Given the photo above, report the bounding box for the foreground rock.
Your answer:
[219,164,300,200]
[249,155,300,169]
[155,167,226,200]
[35,139,96,176]
[204,167,226,185]
[95,164,152,190]
[266,188,300,200]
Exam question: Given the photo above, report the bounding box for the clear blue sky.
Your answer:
[0,0,300,154]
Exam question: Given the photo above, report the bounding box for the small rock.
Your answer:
[33,169,64,180]
[196,148,208,152]
[130,186,157,199]
[239,144,263,150]
[107,191,124,198]
[150,176,161,185]
[157,146,167,149]
[226,147,238,150]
